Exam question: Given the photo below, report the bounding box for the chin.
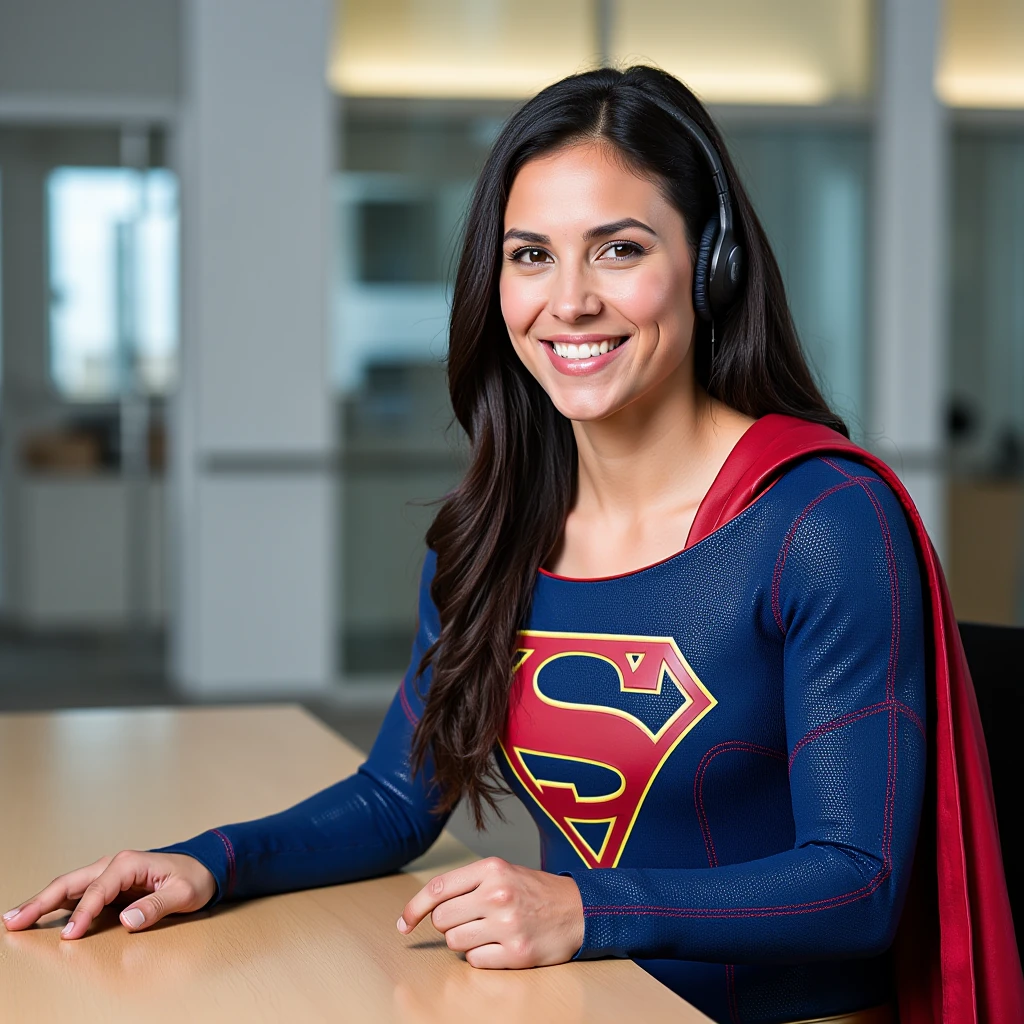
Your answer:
[547,393,627,423]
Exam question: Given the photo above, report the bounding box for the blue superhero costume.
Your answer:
[154,451,927,1024]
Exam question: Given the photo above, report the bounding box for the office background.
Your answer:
[0,0,1021,861]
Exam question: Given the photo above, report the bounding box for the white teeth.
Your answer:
[550,338,625,360]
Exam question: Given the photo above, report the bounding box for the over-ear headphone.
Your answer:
[648,100,745,323]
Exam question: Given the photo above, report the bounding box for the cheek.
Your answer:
[499,274,540,337]
[609,266,683,328]
[499,275,546,374]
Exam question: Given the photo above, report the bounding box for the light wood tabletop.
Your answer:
[0,704,709,1023]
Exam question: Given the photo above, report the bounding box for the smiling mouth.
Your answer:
[546,336,629,360]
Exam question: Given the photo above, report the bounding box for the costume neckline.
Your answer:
[537,414,783,583]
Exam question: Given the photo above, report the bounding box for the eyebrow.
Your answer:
[502,218,658,245]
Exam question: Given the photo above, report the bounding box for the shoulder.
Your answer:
[765,456,928,716]
[764,455,911,543]
[764,455,922,603]
[422,544,438,580]
[415,546,441,643]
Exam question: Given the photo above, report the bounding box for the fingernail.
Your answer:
[397,916,407,932]
[3,909,20,921]
[121,908,145,929]
[61,921,75,937]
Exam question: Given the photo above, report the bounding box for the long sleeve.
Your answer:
[151,548,449,908]
[564,467,928,965]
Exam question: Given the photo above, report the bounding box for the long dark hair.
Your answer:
[411,65,847,827]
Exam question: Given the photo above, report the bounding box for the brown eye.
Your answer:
[601,242,644,260]
[508,246,552,265]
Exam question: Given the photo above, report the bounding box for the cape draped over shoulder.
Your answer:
[684,412,1024,1024]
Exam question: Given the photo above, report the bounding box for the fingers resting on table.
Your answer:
[397,856,585,969]
[4,850,214,940]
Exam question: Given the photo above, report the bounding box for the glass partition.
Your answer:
[946,127,1024,624]
[726,124,869,431]
[333,105,486,672]
[47,167,178,400]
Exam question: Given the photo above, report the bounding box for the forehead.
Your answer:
[504,141,674,231]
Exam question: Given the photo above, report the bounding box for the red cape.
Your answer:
[685,413,1024,1024]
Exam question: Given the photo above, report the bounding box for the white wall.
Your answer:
[171,0,336,694]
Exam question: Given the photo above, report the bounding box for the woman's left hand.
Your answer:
[397,856,585,968]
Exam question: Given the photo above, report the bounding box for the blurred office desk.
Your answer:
[0,705,707,1023]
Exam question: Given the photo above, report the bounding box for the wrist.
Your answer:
[555,871,585,958]
[149,829,235,907]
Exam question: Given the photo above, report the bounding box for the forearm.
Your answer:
[152,760,444,905]
[567,841,905,965]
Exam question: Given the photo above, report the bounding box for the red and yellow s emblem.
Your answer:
[500,630,716,868]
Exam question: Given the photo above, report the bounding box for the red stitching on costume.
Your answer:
[399,679,419,726]
[582,877,892,920]
[586,855,896,916]
[888,707,898,864]
[726,962,742,1024]
[865,486,900,702]
[789,699,924,772]
[771,480,857,635]
[819,457,878,485]
[694,741,786,867]
[895,700,925,737]
[789,700,889,770]
[582,863,894,920]
[881,709,894,865]
[817,458,902,703]
[211,828,236,896]
[821,458,904,870]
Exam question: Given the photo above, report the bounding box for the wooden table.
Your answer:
[0,705,708,1022]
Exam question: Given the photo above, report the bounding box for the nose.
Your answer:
[547,262,601,322]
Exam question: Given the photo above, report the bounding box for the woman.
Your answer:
[5,67,1020,1024]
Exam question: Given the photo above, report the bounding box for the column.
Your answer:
[870,0,948,557]
[170,0,336,694]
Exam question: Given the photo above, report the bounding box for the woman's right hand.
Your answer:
[2,851,217,940]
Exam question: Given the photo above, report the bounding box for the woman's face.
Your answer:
[499,140,698,423]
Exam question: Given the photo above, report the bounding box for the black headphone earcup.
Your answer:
[693,218,717,322]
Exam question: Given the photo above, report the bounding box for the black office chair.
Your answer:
[958,621,1023,948]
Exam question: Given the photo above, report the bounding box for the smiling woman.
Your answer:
[5,65,1021,1024]
[419,66,844,825]
[495,141,758,571]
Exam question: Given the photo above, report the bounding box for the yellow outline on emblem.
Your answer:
[565,816,617,862]
[513,746,626,802]
[501,629,718,868]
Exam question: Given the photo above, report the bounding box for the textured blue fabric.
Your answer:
[155,455,926,1024]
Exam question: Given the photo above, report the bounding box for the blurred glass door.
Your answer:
[0,124,176,649]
